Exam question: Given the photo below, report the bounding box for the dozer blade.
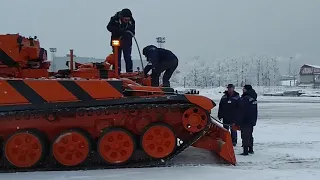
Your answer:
[192,119,237,165]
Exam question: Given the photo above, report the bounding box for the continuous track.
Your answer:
[0,103,212,173]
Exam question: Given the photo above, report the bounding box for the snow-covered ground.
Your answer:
[1,87,320,180]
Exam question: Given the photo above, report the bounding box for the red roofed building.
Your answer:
[299,64,320,85]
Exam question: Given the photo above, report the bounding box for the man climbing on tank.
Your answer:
[236,84,258,155]
[217,84,240,146]
[142,45,178,87]
[107,8,135,74]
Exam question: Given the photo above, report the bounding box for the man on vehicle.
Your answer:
[236,84,258,155]
[142,45,178,87]
[107,8,135,73]
[217,84,240,146]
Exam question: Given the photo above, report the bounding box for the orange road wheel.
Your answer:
[4,131,44,168]
[98,128,135,164]
[182,107,208,133]
[52,130,91,167]
[141,123,176,159]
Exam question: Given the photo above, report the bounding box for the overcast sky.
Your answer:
[1,0,319,69]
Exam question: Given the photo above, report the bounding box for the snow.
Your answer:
[304,64,320,69]
[1,87,320,179]
[177,86,320,101]
[280,79,297,86]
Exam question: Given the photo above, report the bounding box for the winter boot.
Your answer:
[248,146,254,154]
[240,146,249,156]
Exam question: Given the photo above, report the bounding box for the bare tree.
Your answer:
[179,54,282,88]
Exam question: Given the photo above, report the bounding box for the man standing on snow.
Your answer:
[236,84,258,155]
[218,84,240,146]
[107,8,135,73]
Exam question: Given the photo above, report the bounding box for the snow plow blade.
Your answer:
[192,119,237,165]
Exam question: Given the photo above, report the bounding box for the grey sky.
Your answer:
[1,0,319,70]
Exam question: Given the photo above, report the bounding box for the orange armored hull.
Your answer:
[0,34,236,172]
[0,78,236,171]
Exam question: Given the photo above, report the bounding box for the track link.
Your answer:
[0,103,212,173]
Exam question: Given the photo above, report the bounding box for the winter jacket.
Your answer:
[236,89,258,127]
[106,11,135,47]
[217,91,240,124]
[142,45,178,73]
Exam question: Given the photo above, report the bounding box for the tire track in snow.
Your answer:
[234,140,320,170]
[163,140,320,170]
[254,141,320,148]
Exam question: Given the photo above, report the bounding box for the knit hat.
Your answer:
[243,84,252,90]
[121,8,132,17]
[227,84,234,88]
[143,45,157,56]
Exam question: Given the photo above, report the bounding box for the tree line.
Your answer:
[170,55,282,88]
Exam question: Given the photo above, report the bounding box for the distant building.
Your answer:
[50,55,147,72]
[299,64,320,85]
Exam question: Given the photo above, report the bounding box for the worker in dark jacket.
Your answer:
[217,84,240,146]
[142,45,178,87]
[107,8,135,73]
[236,84,258,155]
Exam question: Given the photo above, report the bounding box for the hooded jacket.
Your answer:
[142,45,177,70]
[106,11,135,47]
[236,89,258,127]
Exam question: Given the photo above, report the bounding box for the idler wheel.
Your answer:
[4,131,45,168]
[182,107,208,133]
[98,128,135,164]
[141,123,176,159]
[52,130,91,167]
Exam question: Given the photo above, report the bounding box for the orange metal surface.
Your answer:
[4,132,44,168]
[24,80,78,102]
[185,94,215,111]
[98,128,135,164]
[0,80,30,105]
[52,131,91,167]
[192,120,237,165]
[0,33,236,171]
[141,123,177,159]
[75,80,123,99]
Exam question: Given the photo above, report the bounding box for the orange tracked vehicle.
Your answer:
[0,33,236,172]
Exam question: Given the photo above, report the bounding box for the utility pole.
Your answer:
[66,51,77,69]
[49,48,57,72]
[156,37,165,48]
[289,56,293,86]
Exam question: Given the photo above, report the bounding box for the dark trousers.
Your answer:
[240,126,254,148]
[223,125,237,143]
[151,58,178,87]
[113,46,133,73]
